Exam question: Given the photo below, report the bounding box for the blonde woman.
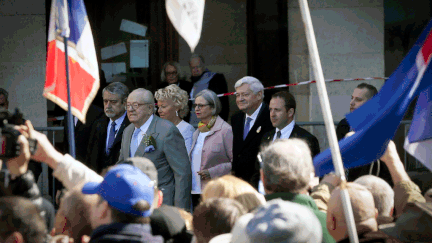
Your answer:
[202,175,265,212]
[155,84,195,153]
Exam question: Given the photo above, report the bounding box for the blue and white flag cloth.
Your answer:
[314,20,432,177]
[404,85,432,171]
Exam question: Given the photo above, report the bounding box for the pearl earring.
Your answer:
[176,110,179,116]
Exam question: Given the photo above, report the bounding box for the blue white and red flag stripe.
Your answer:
[44,0,99,123]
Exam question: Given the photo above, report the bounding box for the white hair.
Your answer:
[354,175,394,217]
[234,76,264,99]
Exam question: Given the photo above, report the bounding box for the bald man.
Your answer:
[327,183,384,242]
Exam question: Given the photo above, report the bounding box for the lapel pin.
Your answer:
[256,126,261,133]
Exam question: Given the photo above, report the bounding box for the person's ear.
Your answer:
[375,208,379,219]
[157,190,164,207]
[390,207,394,217]
[5,232,24,243]
[288,108,295,118]
[331,216,337,230]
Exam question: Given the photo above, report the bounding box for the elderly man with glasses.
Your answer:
[118,88,192,210]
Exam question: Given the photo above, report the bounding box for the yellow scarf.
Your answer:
[197,116,217,133]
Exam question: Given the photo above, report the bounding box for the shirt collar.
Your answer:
[246,102,263,121]
[276,119,295,135]
[136,114,154,134]
[108,112,126,129]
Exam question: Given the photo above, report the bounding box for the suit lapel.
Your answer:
[135,116,159,156]
[243,104,266,144]
[112,117,130,146]
[263,129,276,144]
[289,125,300,139]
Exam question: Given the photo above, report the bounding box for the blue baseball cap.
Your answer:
[82,164,155,217]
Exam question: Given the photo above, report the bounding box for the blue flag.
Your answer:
[314,20,432,177]
[404,85,432,171]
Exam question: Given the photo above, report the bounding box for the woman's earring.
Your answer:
[176,110,179,117]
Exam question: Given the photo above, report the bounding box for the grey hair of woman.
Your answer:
[160,61,184,82]
[102,82,129,102]
[154,84,190,119]
[195,89,222,116]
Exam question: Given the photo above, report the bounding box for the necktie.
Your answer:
[243,117,252,140]
[276,131,282,140]
[130,128,141,157]
[106,121,116,154]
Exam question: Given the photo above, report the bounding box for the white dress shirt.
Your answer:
[191,131,210,194]
[132,114,154,149]
[273,120,295,141]
[245,102,263,130]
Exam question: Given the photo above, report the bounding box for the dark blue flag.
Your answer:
[314,20,432,176]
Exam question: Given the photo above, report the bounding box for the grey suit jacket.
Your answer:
[118,115,192,209]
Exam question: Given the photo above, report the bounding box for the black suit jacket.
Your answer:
[336,118,350,141]
[231,103,273,185]
[63,105,104,164]
[86,115,130,173]
[261,124,321,158]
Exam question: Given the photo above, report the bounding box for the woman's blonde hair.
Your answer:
[154,84,189,119]
[202,175,265,212]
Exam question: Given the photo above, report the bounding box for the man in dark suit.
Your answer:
[118,88,192,210]
[86,82,130,173]
[336,83,378,140]
[261,91,320,157]
[231,76,273,188]
[64,104,103,164]
[188,54,229,125]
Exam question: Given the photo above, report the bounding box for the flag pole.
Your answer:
[298,0,358,242]
[63,36,76,158]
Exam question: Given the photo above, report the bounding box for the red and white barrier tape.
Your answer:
[48,77,388,121]
[215,77,388,98]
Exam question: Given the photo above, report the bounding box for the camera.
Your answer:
[0,108,36,159]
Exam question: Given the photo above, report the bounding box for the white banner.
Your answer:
[166,0,205,52]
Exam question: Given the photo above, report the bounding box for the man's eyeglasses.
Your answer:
[125,103,149,110]
[166,71,177,76]
[192,104,210,110]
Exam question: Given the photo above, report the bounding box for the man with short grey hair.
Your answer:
[87,82,130,173]
[118,88,192,210]
[231,76,273,188]
[354,175,395,223]
[260,139,335,243]
[188,54,229,124]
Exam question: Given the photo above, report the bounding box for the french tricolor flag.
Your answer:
[44,0,99,123]
[404,31,432,171]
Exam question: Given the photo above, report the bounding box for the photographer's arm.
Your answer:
[4,134,42,208]
[23,121,103,190]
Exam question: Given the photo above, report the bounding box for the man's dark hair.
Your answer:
[356,83,378,99]
[193,198,246,243]
[271,91,296,114]
[0,196,47,243]
[98,196,151,224]
[102,82,129,102]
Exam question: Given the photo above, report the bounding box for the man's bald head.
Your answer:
[327,183,378,241]
[55,188,98,242]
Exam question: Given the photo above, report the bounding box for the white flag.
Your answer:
[166,0,205,52]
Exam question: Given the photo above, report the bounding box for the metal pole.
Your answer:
[297,0,359,242]
[64,36,76,158]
